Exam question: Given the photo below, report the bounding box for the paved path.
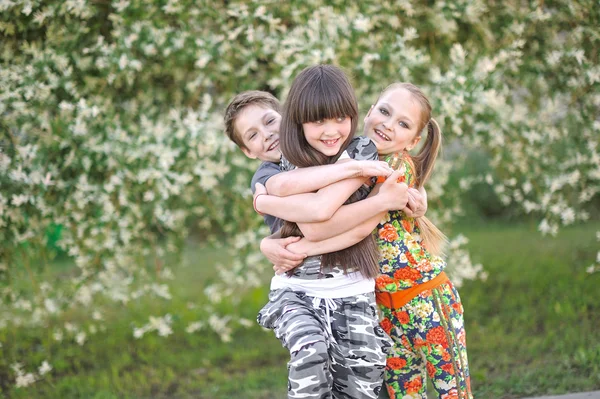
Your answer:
[524,392,600,399]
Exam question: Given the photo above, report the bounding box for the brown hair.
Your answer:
[280,65,358,168]
[223,90,281,149]
[379,82,447,256]
[279,65,379,279]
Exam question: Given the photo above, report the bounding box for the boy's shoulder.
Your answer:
[250,160,281,193]
[346,136,378,161]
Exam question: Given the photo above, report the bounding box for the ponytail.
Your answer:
[411,118,447,256]
[412,118,442,188]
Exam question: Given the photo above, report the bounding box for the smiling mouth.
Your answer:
[321,138,340,147]
[374,129,391,141]
[267,140,279,151]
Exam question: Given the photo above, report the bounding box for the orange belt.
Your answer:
[376,271,449,310]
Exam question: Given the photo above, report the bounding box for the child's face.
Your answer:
[302,116,352,157]
[234,104,282,163]
[363,87,422,155]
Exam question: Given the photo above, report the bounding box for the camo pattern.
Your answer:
[287,254,348,280]
[261,135,386,398]
[258,288,391,399]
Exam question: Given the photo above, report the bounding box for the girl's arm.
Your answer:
[271,212,384,274]
[254,173,369,223]
[265,159,392,196]
[297,172,429,241]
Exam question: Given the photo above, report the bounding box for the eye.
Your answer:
[266,118,275,125]
[314,119,324,125]
[399,121,409,129]
[379,107,389,116]
[249,132,257,140]
[336,116,346,123]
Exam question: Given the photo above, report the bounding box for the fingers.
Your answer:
[360,161,393,177]
[382,169,402,185]
[281,236,302,246]
[273,262,300,275]
[404,195,417,217]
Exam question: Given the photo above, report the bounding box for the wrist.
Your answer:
[253,193,266,216]
[372,194,389,212]
[344,159,361,178]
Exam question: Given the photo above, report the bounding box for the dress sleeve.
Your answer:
[398,157,417,188]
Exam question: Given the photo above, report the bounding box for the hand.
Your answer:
[260,236,307,274]
[403,187,428,218]
[355,160,393,178]
[377,170,409,211]
[404,188,428,218]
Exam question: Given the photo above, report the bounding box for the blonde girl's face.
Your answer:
[363,87,422,156]
[302,116,352,157]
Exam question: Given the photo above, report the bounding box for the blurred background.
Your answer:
[1,1,598,398]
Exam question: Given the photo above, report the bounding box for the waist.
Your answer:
[376,271,449,309]
[270,272,374,298]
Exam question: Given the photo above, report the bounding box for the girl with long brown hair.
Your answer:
[254,65,412,399]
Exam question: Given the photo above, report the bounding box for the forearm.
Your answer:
[265,161,361,196]
[298,194,389,241]
[256,192,332,222]
[255,176,366,222]
[288,213,384,256]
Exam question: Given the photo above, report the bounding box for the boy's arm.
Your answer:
[403,186,428,218]
[271,212,384,274]
[265,159,392,196]
[260,234,307,270]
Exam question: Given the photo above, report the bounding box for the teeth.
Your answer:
[375,129,390,141]
[267,140,279,151]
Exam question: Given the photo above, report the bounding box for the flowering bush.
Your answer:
[0,0,598,390]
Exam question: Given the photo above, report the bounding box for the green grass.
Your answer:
[456,221,600,398]
[2,222,599,398]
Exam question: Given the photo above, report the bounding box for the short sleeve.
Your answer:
[399,157,417,188]
[250,161,281,194]
[250,162,284,234]
[345,136,378,162]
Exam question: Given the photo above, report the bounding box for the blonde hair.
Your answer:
[379,83,448,256]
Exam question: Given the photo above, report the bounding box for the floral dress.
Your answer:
[375,153,473,399]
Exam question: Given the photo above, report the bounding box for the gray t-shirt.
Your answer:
[251,161,284,234]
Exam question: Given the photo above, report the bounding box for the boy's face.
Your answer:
[235,104,282,163]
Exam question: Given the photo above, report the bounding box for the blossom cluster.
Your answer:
[0,0,598,390]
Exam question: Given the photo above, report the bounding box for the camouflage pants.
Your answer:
[257,289,391,399]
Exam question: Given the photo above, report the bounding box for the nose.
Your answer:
[262,130,274,141]
[382,120,392,131]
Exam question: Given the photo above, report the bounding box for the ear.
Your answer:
[364,105,374,123]
[241,147,258,159]
[406,136,421,151]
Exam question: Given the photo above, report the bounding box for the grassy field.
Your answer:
[2,222,599,398]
